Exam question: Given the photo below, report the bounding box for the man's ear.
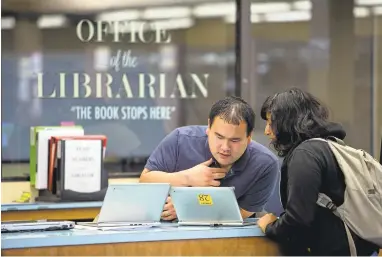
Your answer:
[247,135,252,144]
[206,119,211,135]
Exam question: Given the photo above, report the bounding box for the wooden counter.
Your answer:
[1,223,281,256]
[2,237,280,256]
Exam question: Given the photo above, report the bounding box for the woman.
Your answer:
[257,88,379,256]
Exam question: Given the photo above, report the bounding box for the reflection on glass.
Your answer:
[1,1,236,177]
[249,0,381,154]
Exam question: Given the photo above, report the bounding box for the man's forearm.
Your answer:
[139,169,190,186]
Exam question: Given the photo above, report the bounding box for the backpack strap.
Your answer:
[308,136,346,146]
[309,137,358,255]
[326,136,346,146]
[316,193,339,214]
[317,193,357,256]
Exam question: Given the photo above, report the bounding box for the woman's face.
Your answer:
[264,112,276,140]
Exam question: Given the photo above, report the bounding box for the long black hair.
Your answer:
[260,88,330,157]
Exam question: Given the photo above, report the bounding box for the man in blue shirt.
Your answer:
[140,96,279,220]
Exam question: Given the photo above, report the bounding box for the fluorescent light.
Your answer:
[2,17,15,29]
[37,15,67,28]
[224,14,261,23]
[223,15,235,23]
[264,11,311,22]
[193,3,235,17]
[251,2,291,13]
[292,1,311,10]
[354,7,370,17]
[142,6,191,19]
[154,18,194,30]
[356,0,382,5]
[159,45,177,71]
[293,2,370,17]
[373,6,382,14]
[96,10,140,21]
[94,46,110,71]
[106,21,145,33]
[107,18,193,34]
[251,14,261,22]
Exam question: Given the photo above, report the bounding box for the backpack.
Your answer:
[309,137,382,256]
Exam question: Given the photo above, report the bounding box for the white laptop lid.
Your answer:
[1,220,75,232]
[170,187,243,224]
[97,183,170,224]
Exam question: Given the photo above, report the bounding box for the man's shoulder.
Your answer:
[174,125,207,139]
[246,140,279,166]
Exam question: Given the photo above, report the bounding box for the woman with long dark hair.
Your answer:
[257,88,379,256]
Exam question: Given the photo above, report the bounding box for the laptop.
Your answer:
[1,220,74,233]
[78,183,170,228]
[170,187,258,226]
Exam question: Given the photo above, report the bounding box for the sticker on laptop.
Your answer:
[198,194,213,205]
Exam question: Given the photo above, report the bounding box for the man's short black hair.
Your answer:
[209,96,255,136]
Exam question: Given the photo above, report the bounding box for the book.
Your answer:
[29,126,83,187]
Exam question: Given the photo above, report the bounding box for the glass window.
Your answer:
[249,0,382,157]
[1,1,236,179]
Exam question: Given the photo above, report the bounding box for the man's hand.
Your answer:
[257,213,278,233]
[161,196,177,221]
[182,158,229,187]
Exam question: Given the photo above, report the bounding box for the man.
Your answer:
[139,96,279,221]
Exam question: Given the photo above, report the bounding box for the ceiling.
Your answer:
[1,0,227,14]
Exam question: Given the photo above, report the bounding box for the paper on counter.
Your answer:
[98,225,154,231]
[74,224,154,231]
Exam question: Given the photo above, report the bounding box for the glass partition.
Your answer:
[1,1,236,179]
[248,0,382,156]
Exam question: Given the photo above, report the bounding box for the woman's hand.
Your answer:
[257,213,278,233]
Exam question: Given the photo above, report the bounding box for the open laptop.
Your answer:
[78,183,170,228]
[1,220,74,233]
[170,187,258,226]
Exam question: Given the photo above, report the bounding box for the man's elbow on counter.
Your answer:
[139,168,151,183]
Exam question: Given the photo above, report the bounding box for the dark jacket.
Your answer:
[265,123,379,256]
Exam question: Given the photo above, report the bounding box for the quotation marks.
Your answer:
[69,105,177,121]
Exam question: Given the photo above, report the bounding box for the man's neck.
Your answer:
[218,163,233,171]
[211,158,232,171]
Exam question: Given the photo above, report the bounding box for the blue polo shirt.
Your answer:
[145,125,279,212]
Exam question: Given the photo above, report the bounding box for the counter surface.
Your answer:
[1,222,263,250]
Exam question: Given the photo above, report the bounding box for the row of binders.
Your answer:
[30,126,108,200]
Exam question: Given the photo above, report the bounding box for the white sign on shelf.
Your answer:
[63,140,102,193]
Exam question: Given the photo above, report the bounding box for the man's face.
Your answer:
[206,116,251,167]
[264,112,276,140]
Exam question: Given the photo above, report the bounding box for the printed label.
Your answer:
[198,194,213,205]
